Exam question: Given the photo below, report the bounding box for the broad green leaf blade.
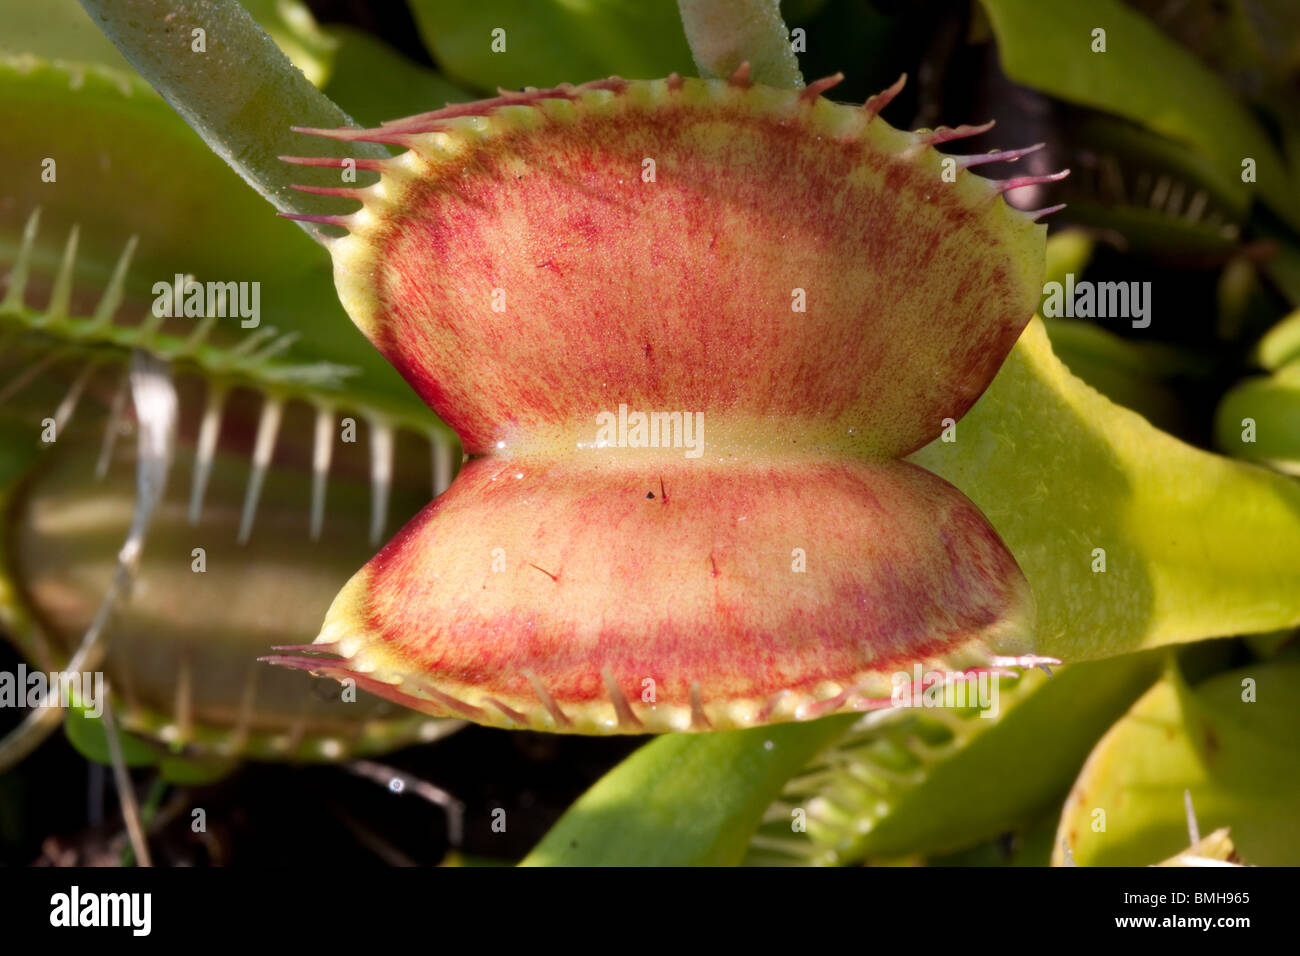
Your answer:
[677,0,804,87]
[407,0,695,92]
[1054,659,1300,865]
[1041,320,1189,432]
[0,0,134,71]
[1215,364,1300,473]
[521,716,853,866]
[978,0,1300,229]
[77,0,384,243]
[911,318,1300,663]
[64,705,160,768]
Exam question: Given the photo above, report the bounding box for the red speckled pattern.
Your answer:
[297,78,1046,732]
[330,455,1030,728]
[357,86,1038,458]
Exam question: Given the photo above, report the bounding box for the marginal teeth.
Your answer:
[248,331,300,365]
[953,143,1045,169]
[310,404,335,541]
[227,326,278,357]
[96,368,131,480]
[43,224,80,324]
[188,383,227,525]
[134,275,178,339]
[2,208,41,312]
[369,416,394,546]
[237,394,285,545]
[185,312,219,350]
[52,361,98,436]
[994,169,1070,194]
[90,234,139,328]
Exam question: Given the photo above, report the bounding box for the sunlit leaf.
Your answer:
[1215,362,1300,473]
[522,717,853,866]
[1054,659,1300,865]
[912,319,1300,662]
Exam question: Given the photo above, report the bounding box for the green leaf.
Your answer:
[1042,229,1095,292]
[977,0,1300,228]
[676,0,804,87]
[1054,659,1300,865]
[407,0,696,92]
[1041,321,1187,432]
[1256,307,1300,371]
[0,0,135,72]
[237,0,337,88]
[521,716,854,866]
[911,318,1300,663]
[158,754,238,786]
[77,0,385,242]
[1214,363,1300,472]
[64,706,161,768]
[3,0,335,85]
[0,57,306,285]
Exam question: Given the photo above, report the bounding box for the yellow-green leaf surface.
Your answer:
[978,0,1300,229]
[1215,363,1300,473]
[1054,659,1300,865]
[522,716,854,866]
[1041,320,1185,432]
[912,318,1300,663]
[1256,308,1300,371]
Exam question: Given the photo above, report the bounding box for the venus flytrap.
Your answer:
[0,53,421,407]
[0,212,464,767]
[39,0,1300,866]
[0,15,469,769]
[266,69,1064,733]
